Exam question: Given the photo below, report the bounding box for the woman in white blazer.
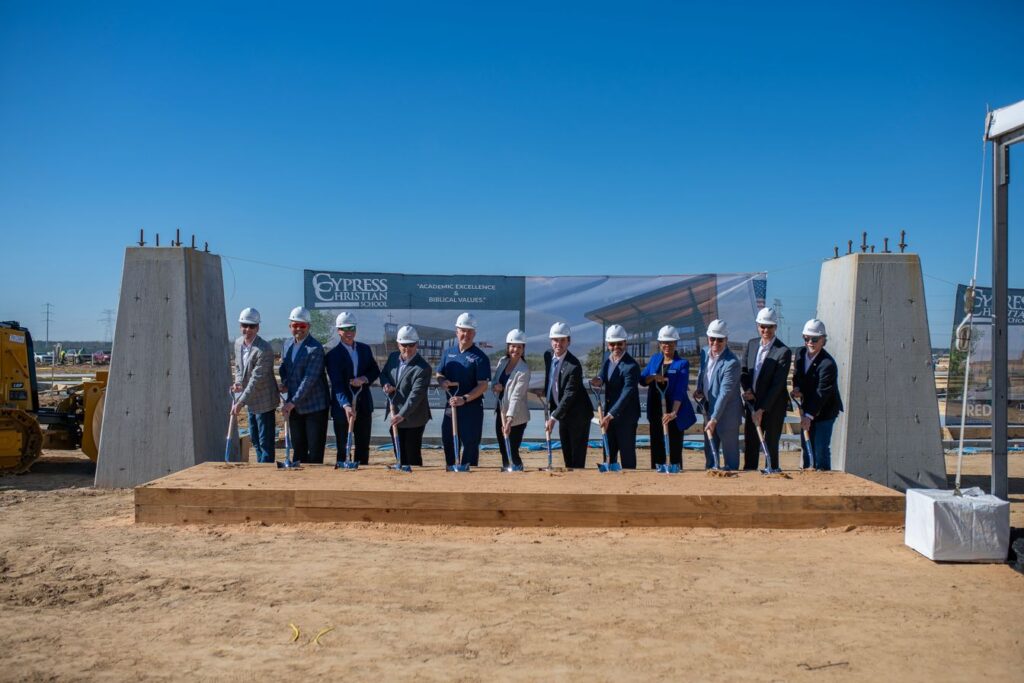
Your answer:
[492,329,531,469]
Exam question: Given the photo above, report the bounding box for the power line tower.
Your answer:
[99,308,116,344]
[772,297,786,343]
[41,302,54,350]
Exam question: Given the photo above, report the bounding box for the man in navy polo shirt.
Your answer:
[436,312,492,468]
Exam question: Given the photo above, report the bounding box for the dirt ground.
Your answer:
[1,449,1022,682]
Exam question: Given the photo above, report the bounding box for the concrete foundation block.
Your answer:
[816,253,946,491]
[95,247,231,488]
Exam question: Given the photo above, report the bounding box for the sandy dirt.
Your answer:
[1,450,1022,682]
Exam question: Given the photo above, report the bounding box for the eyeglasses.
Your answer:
[399,343,416,348]
[240,323,256,329]
[707,338,725,344]
[758,324,776,330]
[289,323,309,330]
[803,336,822,343]
[608,342,625,348]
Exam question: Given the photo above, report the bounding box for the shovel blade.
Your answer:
[277,460,301,470]
[336,461,359,470]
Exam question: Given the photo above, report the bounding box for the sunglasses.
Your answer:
[803,336,822,343]
[240,323,256,329]
[758,324,776,330]
[608,341,625,347]
[337,326,356,332]
[399,342,416,348]
[289,323,309,329]
[707,338,725,344]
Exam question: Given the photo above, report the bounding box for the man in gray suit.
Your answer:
[380,325,432,467]
[741,307,792,471]
[694,319,742,470]
[231,307,279,463]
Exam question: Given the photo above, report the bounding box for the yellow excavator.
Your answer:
[0,320,107,474]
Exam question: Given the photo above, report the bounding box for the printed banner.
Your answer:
[944,284,1024,426]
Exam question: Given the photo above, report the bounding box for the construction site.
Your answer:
[3,6,1024,681]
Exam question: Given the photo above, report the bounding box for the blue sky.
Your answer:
[1,1,1022,345]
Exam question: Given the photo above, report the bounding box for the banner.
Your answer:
[944,284,1024,426]
[304,271,766,377]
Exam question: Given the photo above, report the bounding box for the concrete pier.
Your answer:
[816,253,946,490]
[95,247,231,488]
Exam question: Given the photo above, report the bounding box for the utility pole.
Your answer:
[772,297,786,343]
[41,303,53,350]
[99,309,116,344]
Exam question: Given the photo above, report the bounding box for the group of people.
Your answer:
[230,305,843,471]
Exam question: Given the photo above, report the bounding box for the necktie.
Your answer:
[549,358,561,404]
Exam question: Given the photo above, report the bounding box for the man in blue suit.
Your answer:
[325,311,381,465]
[590,324,641,469]
[694,319,742,470]
[280,306,329,464]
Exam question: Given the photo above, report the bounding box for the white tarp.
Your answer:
[905,488,1010,562]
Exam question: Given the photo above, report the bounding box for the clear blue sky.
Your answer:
[2,1,1021,346]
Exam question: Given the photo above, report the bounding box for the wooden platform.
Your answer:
[134,462,905,528]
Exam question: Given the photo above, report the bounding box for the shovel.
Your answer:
[699,397,731,476]
[502,428,524,472]
[446,386,470,472]
[386,393,412,473]
[746,400,781,475]
[795,397,816,471]
[540,405,559,472]
[591,384,621,473]
[653,380,680,474]
[224,390,237,463]
[336,385,364,470]
[277,401,301,469]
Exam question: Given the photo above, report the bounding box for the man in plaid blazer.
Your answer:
[280,306,329,463]
[232,307,279,463]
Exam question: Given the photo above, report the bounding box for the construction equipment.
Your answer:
[0,320,108,474]
[745,400,781,474]
[386,394,412,473]
[277,394,301,469]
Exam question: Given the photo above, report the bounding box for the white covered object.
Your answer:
[905,488,1010,562]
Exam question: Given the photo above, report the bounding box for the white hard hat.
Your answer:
[802,319,827,337]
[238,307,261,325]
[549,322,571,339]
[706,319,729,339]
[505,329,527,345]
[455,312,477,329]
[396,325,419,344]
[605,324,628,343]
[288,306,312,324]
[335,311,357,328]
[755,307,779,326]
[657,325,680,342]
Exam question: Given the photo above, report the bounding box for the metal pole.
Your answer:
[991,140,1008,500]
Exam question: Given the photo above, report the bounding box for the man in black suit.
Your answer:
[544,322,594,469]
[590,324,641,469]
[741,307,792,470]
[791,318,843,470]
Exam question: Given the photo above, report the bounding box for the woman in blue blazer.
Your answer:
[640,325,697,469]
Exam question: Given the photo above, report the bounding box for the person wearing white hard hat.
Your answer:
[544,322,593,469]
[231,308,278,463]
[325,312,381,466]
[590,325,641,468]
[641,325,697,470]
[693,319,742,470]
[279,306,329,463]
[740,307,792,471]
[791,319,843,470]
[380,325,432,467]
[491,329,531,469]
[436,313,492,468]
